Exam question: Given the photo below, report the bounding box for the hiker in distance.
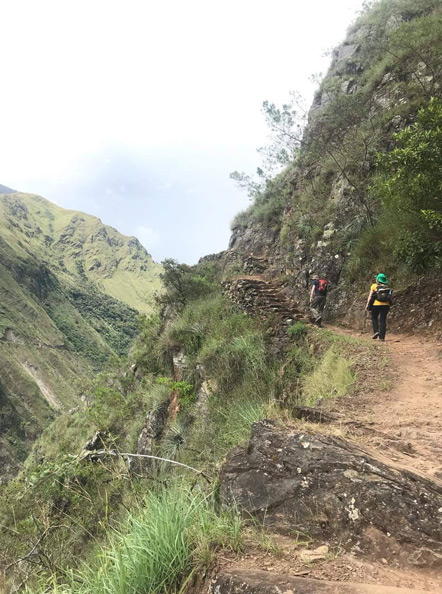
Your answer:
[309,274,328,327]
[366,273,392,341]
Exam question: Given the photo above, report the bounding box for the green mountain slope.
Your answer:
[0,193,162,312]
[0,191,163,479]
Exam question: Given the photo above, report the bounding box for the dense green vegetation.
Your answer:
[353,98,442,275]
[68,289,139,357]
[156,258,219,308]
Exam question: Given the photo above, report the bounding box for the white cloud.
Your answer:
[135,225,160,250]
[0,0,365,262]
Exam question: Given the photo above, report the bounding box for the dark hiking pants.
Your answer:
[371,305,390,340]
[310,295,326,324]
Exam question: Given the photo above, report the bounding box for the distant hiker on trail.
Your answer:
[309,275,328,327]
[366,273,392,342]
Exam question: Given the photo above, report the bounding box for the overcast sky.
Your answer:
[1,0,365,263]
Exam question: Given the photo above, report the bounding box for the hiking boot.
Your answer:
[379,338,385,342]
[372,332,379,339]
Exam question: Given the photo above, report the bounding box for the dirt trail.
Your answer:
[209,326,442,593]
[327,328,442,481]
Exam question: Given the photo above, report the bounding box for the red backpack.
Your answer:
[318,279,328,295]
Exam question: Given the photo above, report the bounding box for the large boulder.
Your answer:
[220,420,442,566]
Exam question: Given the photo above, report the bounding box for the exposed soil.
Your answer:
[209,537,442,592]
[20,361,62,410]
[325,328,442,482]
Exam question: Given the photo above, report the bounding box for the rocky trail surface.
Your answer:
[207,286,442,594]
[222,275,308,343]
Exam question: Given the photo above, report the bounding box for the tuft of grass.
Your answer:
[287,321,308,342]
[183,397,269,467]
[200,332,269,392]
[212,398,268,452]
[302,347,355,406]
[36,485,243,594]
[313,327,368,347]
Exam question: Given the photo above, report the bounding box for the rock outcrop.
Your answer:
[225,1,442,332]
[220,420,442,567]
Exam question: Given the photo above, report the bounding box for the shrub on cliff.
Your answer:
[375,97,442,270]
[157,258,219,309]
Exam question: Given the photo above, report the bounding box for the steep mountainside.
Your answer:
[0,184,16,194]
[228,0,442,334]
[0,191,162,479]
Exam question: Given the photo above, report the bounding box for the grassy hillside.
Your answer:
[0,193,162,312]
[0,191,163,479]
[0,258,369,594]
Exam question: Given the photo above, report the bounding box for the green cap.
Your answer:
[376,273,388,284]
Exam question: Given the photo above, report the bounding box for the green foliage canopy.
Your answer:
[376,97,442,215]
[373,97,442,269]
[158,259,217,308]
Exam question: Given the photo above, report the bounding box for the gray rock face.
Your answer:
[336,43,360,63]
[172,350,189,381]
[83,430,108,451]
[229,223,278,259]
[137,401,169,456]
[220,420,442,566]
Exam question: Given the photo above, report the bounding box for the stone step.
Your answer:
[260,288,285,295]
[269,307,293,313]
[210,570,433,594]
[223,274,307,333]
[234,277,268,284]
[265,298,295,306]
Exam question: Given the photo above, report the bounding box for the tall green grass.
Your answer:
[163,294,274,395]
[27,485,243,594]
[302,347,355,406]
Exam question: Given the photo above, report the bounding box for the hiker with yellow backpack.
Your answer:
[366,273,392,341]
